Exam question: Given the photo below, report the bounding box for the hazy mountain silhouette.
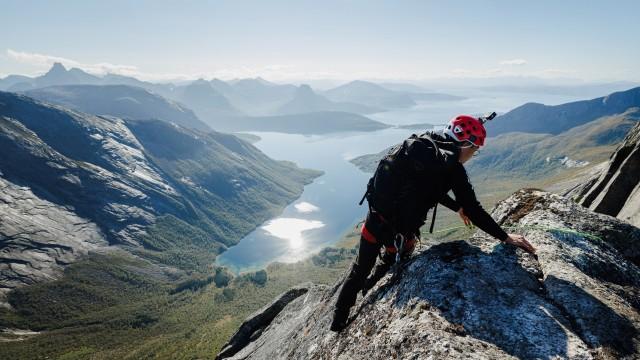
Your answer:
[210,78,234,95]
[276,84,382,115]
[173,79,244,128]
[324,80,416,109]
[0,74,33,90]
[489,87,640,136]
[26,84,211,131]
[4,63,102,91]
[224,78,298,116]
[0,63,176,97]
[378,82,466,102]
[219,111,390,134]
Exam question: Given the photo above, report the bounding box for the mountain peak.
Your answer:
[190,78,212,87]
[46,62,67,75]
[344,80,381,89]
[296,84,314,94]
[255,76,274,86]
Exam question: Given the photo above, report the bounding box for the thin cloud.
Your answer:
[7,49,139,76]
[5,49,350,82]
[499,59,527,66]
[449,68,506,78]
[534,68,577,78]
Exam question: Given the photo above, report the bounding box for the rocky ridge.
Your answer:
[566,121,640,227]
[218,189,640,360]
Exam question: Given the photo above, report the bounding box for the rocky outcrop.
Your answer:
[218,189,640,360]
[0,177,107,307]
[216,285,311,360]
[566,121,640,227]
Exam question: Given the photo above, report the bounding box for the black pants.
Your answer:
[334,213,416,316]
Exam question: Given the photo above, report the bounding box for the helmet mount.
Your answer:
[443,112,496,147]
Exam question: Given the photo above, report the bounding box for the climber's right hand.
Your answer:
[504,233,537,254]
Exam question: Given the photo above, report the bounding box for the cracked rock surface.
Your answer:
[0,177,107,306]
[218,189,640,360]
[566,121,640,227]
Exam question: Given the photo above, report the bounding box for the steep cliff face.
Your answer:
[0,94,182,247]
[217,189,640,360]
[0,177,107,306]
[566,121,640,227]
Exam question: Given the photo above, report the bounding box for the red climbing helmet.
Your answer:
[443,113,495,147]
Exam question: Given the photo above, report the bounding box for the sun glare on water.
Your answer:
[262,218,325,249]
[294,201,320,213]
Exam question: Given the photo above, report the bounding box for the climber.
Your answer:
[330,113,536,332]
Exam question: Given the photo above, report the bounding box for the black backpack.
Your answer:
[359,132,456,235]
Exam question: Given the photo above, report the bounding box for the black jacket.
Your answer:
[367,131,508,241]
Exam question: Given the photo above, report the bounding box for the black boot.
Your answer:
[330,309,349,332]
[361,258,393,296]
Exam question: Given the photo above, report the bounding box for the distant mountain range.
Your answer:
[0,91,320,294]
[324,80,417,108]
[7,62,102,91]
[0,62,171,94]
[351,87,640,183]
[215,111,391,134]
[172,79,245,128]
[0,64,467,125]
[275,84,383,115]
[26,84,211,132]
[23,83,389,135]
[488,87,640,136]
[323,80,465,109]
[468,108,640,177]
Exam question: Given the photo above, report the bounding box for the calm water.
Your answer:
[215,91,584,272]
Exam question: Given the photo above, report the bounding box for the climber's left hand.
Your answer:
[458,208,471,227]
[504,233,537,254]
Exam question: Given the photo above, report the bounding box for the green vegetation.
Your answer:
[127,119,323,255]
[311,247,358,266]
[351,110,638,182]
[0,247,355,359]
[0,91,332,359]
[134,215,224,272]
[468,111,638,178]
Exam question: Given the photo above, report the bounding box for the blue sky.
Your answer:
[1,0,638,82]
